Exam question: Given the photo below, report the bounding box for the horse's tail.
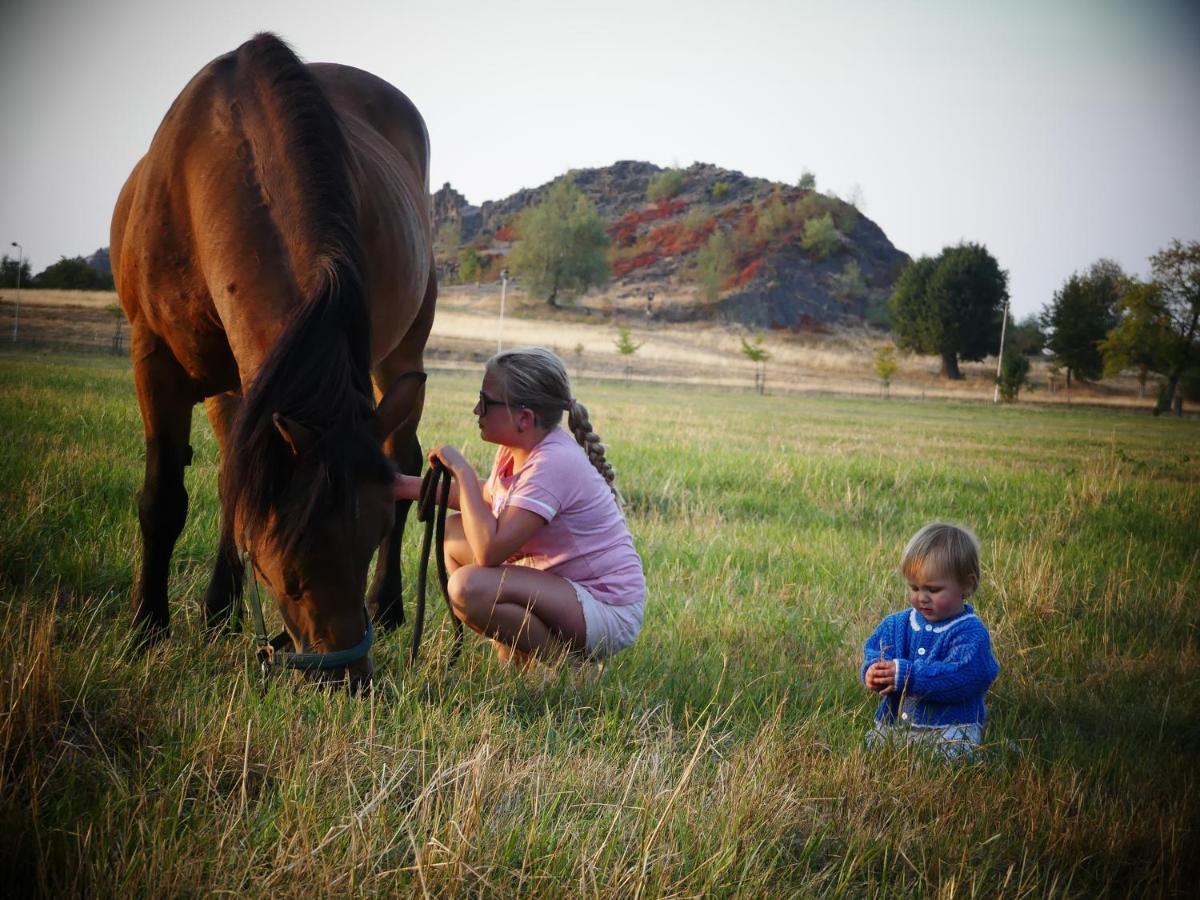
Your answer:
[219,33,378,559]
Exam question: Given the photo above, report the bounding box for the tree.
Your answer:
[1146,240,1200,415]
[507,180,610,306]
[614,325,642,386]
[1,254,33,288]
[797,170,816,191]
[833,259,867,303]
[694,229,734,303]
[33,255,114,290]
[1008,314,1045,356]
[739,335,771,394]
[1040,259,1124,387]
[801,213,841,259]
[646,168,684,202]
[996,353,1031,402]
[1100,280,1172,399]
[889,243,1008,379]
[874,343,897,397]
[436,221,462,255]
[457,247,481,283]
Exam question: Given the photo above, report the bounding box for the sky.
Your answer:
[1,0,1197,319]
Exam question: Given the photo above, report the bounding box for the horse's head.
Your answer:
[234,373,425,690]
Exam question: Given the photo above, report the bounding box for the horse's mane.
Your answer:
[219,33,390,559]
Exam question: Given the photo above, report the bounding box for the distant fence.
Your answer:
[0,299,127,355]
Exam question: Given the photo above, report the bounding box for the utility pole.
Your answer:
[10,241,22,343]
[498,268,508,353]
[993,297,1010,403]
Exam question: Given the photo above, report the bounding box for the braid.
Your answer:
[567,399,623,508]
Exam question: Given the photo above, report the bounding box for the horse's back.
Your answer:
[110,38,433,391]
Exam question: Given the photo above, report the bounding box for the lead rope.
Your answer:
[414,459,463,666]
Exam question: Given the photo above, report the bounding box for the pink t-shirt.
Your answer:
[487,428,646,607]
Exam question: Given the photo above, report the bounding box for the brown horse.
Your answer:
[110,33,435,686]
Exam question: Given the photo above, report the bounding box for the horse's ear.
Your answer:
[273,413,316,457]
[374,372,427,442]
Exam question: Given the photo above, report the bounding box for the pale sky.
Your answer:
[1,0,1197,319]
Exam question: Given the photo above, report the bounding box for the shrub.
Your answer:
[833,260,867,302]
[694,230,734,303]
[712,181,730,201]
[646,169,684,202]
[997,353,1032,401]
[458,247,481,283]
[801,213,842,259]
[797,170,816,191]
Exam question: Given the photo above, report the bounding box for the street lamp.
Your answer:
[993,297,1010,404]
[10,241,22,343]
[498,267,509,353]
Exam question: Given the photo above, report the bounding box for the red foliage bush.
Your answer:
[495,222,516,241]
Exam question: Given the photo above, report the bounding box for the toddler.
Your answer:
[861,522,999,758]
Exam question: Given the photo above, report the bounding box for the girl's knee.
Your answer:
[447,565,490,621]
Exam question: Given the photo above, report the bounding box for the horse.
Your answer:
[110,33,436,687]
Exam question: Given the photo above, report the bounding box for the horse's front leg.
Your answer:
[130,335,197,646]
[368,418,423,630]
[202,392,245,634]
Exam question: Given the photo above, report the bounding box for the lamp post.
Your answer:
[992,297,1010,404]
[498,267,508,353]
[10,241,22,343]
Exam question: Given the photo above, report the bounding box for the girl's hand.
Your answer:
[865,660,897,694]
[428,444,470,477]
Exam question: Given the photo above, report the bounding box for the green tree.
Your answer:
[801,213,842,259]
[694,229,734,303]
[1008,314,1045,356]
[889,243,1008,379]
[1146,240,1200,415]
[874,343,897,397]
[436,220,462,255]
[833,259,867,302]
[1040,259,1124,387]
[1100,280,1172,399]
[614,325,642,386]
[508,180,610,306]
[457,247,481,284]
[33,255,114,290]
[797,170,816,191]
[1,254,33,288]
[739,335,771,394]
[997,353,1031,402]
[646,168,684,202]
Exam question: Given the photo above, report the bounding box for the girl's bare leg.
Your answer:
[447,562,586,663]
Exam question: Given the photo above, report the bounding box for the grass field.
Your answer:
[1,348,1197,897]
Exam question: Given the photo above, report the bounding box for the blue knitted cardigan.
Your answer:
[860,604,1000,728]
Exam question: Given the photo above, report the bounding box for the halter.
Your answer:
[244,558,374,688]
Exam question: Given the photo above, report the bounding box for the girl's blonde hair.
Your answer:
[900,521,981,591]
[487,347,621,505]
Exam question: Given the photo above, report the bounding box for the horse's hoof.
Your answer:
[128,621,169,657]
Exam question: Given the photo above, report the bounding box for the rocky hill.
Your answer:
[431,161,909,329]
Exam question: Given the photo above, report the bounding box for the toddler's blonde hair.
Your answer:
[900,521,981,591]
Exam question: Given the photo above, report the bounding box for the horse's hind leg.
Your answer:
[130,336,197,645]
[202,392,244,634]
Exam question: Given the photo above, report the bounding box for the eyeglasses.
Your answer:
[476,391,526,413]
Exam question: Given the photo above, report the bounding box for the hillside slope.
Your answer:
[432,160,909,329]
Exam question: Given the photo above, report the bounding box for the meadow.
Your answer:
[1,348,1197,897]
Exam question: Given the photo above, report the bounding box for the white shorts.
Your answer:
[568,580,643,659]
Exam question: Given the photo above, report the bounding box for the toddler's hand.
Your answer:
[864,660,896,694]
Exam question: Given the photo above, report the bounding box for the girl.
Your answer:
[395,347,645,665]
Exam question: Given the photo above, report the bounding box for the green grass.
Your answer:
[2,348,1198,897]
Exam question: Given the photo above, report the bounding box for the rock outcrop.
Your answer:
[432,161,909,328]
